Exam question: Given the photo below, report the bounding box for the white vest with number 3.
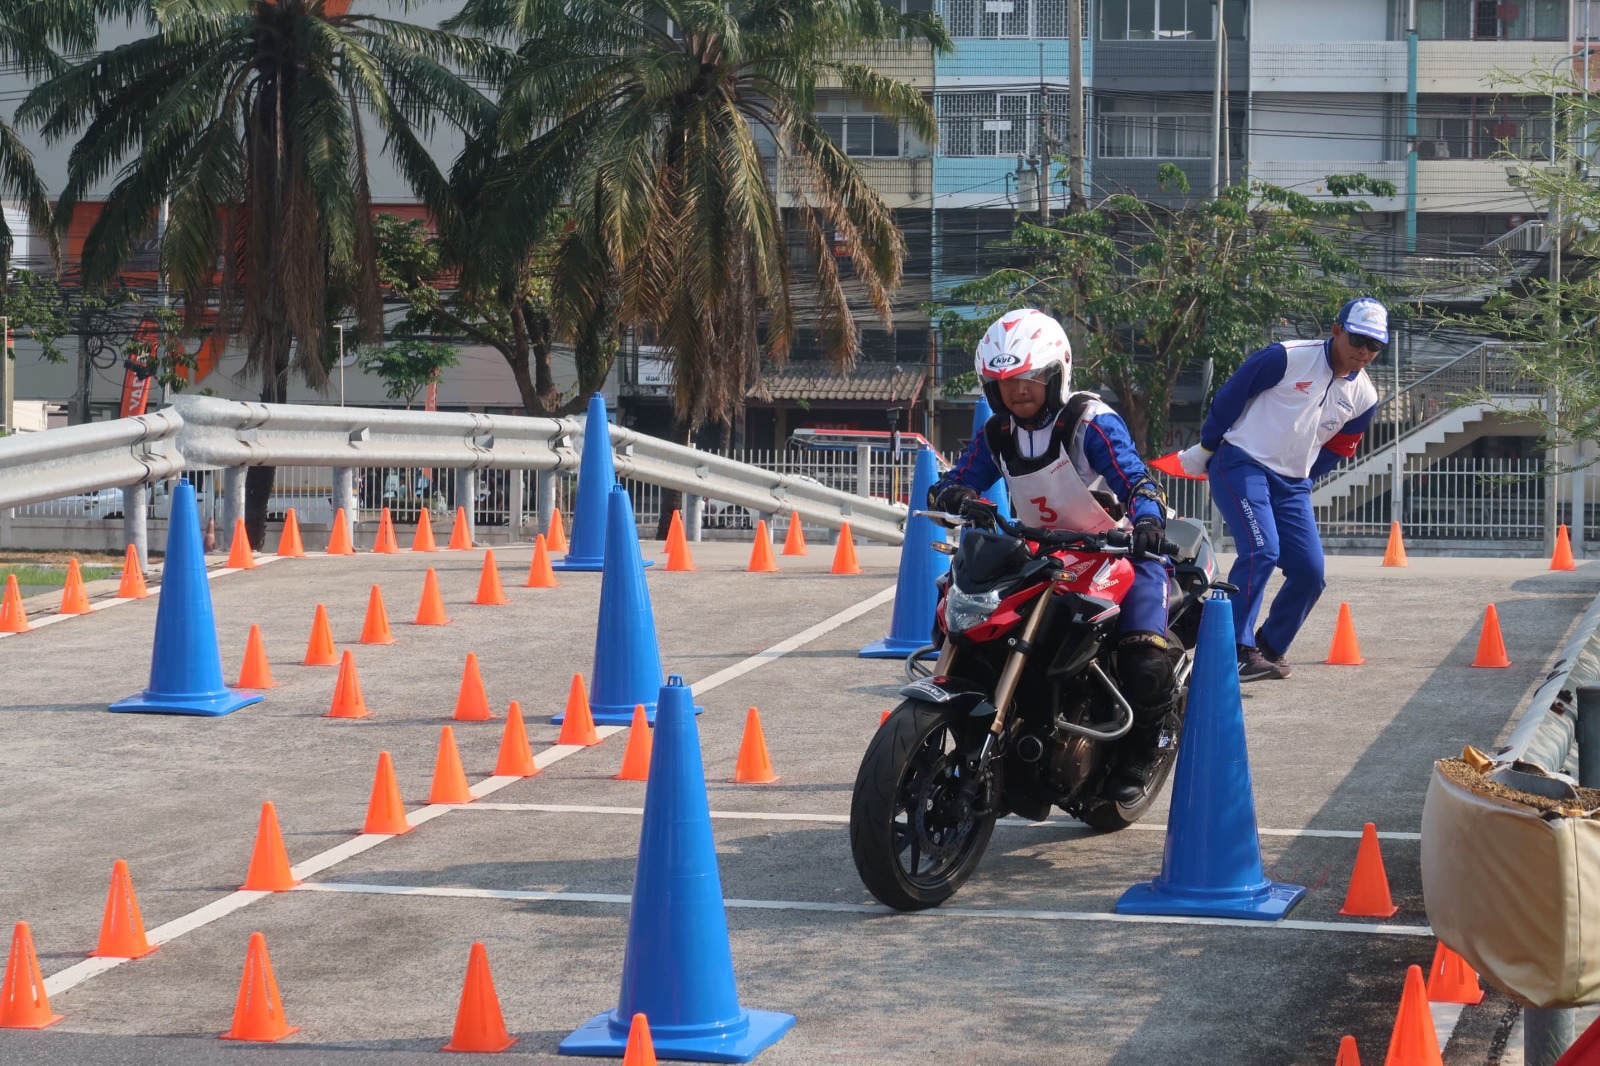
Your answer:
[994,398,1127,534]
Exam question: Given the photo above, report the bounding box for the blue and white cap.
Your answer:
[1337,297,1388,345]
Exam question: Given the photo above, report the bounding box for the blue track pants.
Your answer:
[1207,443,1326,654]
[1120,557,1171,638]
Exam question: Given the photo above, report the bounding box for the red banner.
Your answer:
[119,345,157,418]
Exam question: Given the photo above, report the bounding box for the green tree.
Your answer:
[356,337,459,407]
[20,0,502,545]
[935,167,1406,451]
[446,0,950,433]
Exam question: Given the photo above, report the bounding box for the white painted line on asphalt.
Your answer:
[1433,1003,1465,1052]
[295,881,1436,937]
[41,584,898,996]
[457,802,1423,841]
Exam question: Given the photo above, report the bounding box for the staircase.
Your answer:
[1312,341,1544,515]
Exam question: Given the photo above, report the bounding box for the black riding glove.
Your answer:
[1131,516,1166,560]
[933,484,979,513]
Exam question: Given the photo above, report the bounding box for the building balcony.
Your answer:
[822,43,934,90]
[1417,40,1570,93]
[1416,159,1531,212]
[1251,42,1405,92]
[1246,159,1406,211]
[778,155,934,210]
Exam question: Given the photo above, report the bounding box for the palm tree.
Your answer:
[448,0,948,433]
[19,0,504,544]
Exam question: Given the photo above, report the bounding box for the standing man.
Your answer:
[1177,298,1386,682]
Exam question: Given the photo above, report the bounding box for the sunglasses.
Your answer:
[1345,332,1385,353]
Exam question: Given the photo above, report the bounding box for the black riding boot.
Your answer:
[1108,722,1168,805]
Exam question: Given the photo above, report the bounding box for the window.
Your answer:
[1417,0,1565,40]
[936,92,1071,156]
[1099,0,1244,40]
[942,0,1085,38]
[1416,95,1550,160]
[1095,95,1211,158]
[937,210,1017,276]
[817,100,901,158]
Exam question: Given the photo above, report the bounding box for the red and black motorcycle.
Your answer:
[849,499,1230,911]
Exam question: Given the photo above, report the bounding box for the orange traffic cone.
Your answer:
[525,534,558,588]
[326,508,355,555]
[663,509,686,555]
[665,528,696,572]
[748,520,779,573]
[276,508,305,558]
[220,932,298,1042]
[1,574,31,633]
[1339,822,1398,917]
[117,544,149,598]
[59,558,92,615]
[832,523,862,575]
[242,801,299,892]
[782,515,808,556]
[474,549,508,605]
[372,507,401,554]
[454,653,493,722]
[442,941,517,1053]
[878,709,891,728]
[622,1013,658,1066]
[415,568,452,626]
[448,507,472,550]
[226,519,256,569]
[429,726,475,804]
[0,922,62,1029]
[546,508,569,553]
[363,752,412,835]
[237,624,276,689]
[1325,602,1365,665]
[360,584,395,645]
[327,649,371,719]
[1334,1034,1360,1066]
[1382,522,1408,568]
[412,509,438,552]
[732,706,778,784]
[1426,942,1484,1005]
[303,603,337,666]
[495,701,540,778]
[556,674,601,747]
[90,860,156,959]
[614,705,652,781]
[1471,604,1511,668]
[1553,524,1577,571]
[1381,965,1443,1066]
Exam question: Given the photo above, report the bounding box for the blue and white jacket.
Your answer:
[1201,339,1379,480]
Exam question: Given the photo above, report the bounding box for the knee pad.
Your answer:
[1117,632,1176,715]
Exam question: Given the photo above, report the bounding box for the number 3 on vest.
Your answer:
[1030,497,1059,523]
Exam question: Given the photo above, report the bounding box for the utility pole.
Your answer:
[0,316,11,436]
[1210,0,1224,197]
[1405,0,1418,252]
[1068,0,1085,211]
[1038,42,1050,225]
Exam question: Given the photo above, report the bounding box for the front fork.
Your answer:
[958,592,1054,813]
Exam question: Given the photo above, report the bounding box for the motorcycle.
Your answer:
[849,499,1231,911]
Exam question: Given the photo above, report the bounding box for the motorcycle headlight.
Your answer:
[944,585,1003,634]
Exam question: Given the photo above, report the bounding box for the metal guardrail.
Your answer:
[1499,586,1600,776]
[0,410,185,510]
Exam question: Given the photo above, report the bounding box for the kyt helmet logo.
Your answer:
[988,353,1022,368]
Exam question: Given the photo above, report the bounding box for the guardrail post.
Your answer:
[509,469,526,539]
[1573,465,1587,557]
[684,493,703,542]
[222,466,245,536]
[0,506,11,550]
[857,444,872,500]
[123,483,148,571]
[333,467,355,537]
[536,470,555,537]
[456,468,477,545]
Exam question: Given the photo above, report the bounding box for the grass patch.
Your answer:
[1,565,120,589]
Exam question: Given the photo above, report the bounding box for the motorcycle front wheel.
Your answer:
[849,699,999,911]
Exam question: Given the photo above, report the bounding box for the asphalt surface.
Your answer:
[0,540,1593,1065]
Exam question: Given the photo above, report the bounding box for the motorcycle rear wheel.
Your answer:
[850,699,999,911]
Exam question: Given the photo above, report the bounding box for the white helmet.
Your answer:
[974,308,1072,420]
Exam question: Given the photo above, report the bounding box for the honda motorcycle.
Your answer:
[849,499,1230,911]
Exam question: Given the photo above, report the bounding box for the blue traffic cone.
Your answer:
[110,479,263,717]
[860,447,947,660]
[971,397,1010,518]
[1114,591,1306,920]
[560,675,795,1062]
[555,394,652,572]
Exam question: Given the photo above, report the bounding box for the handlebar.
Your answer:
[916,499,1179,559]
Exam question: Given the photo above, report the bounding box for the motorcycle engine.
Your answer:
[1044,690,1102,792]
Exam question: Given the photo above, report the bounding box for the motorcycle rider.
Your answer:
[929,308,1174,805]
